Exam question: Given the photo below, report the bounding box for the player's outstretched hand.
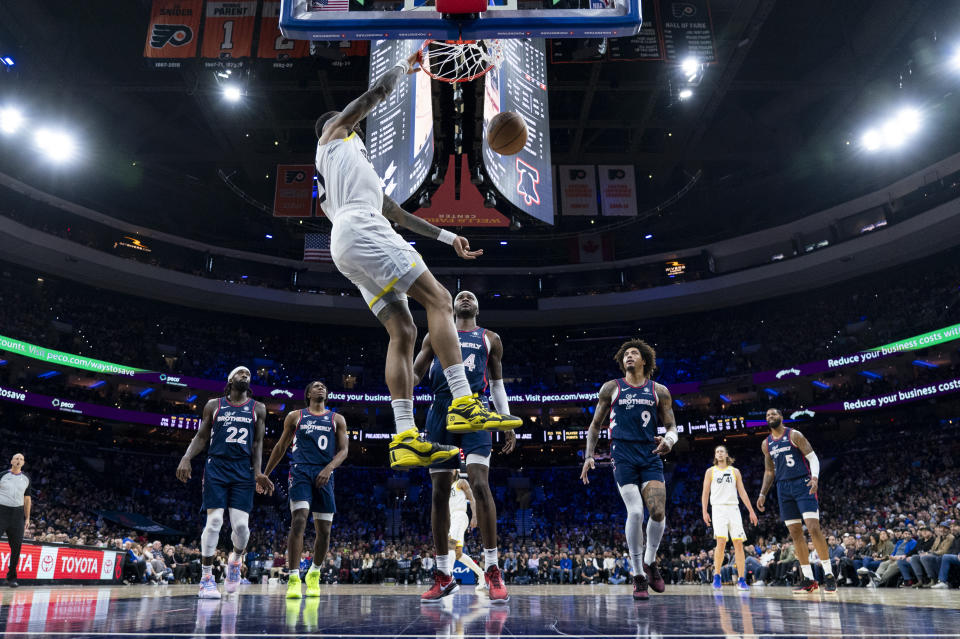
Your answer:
[702,512,711,526]
[469,516,478,530]
[315,467,333,488]
[453,236,483,260]
[652,436,672,457]
[176,458,192,483]
[749,511,759,526]
[255,473,275,496]
[501,431,517,455]
[580,457,595,484]
[406,50,421,74]
[807,477,818,495]
[756,494,766,512]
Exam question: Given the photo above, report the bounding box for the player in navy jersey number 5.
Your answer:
[259,380,348,600]
[757,408,837,594]
[580,339,678,601]
[177,366,268,599]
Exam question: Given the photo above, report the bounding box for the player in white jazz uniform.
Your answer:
[701,445,758,591]
[447,472,486,587]
[312,51,522,469]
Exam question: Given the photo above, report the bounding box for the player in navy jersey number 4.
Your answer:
[258,380,348,599]
[413,291,516,603]
[756,408,837,594]
[177,366,269,599]
[580,339,678,601]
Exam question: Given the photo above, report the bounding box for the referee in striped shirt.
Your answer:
[0,454,31,587]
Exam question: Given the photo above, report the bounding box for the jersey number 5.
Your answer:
[226,426,249,445]
[784,454,795,467]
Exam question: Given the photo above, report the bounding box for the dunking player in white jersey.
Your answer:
[313,51,521,469]
[701,445,758,591]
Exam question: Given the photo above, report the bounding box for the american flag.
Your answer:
[304,233,332,262]
[309,0,349,10]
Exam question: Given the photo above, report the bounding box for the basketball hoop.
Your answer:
[418,39,504,83]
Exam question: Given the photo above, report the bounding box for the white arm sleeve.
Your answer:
[490,379,510,415]
[805,451,820,478]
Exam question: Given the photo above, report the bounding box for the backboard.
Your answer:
[279,0,641,41]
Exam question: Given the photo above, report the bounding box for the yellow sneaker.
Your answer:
[447,394,522,433]
[389,428,460,468]
[286,573,302,599]
[305,568,321,597]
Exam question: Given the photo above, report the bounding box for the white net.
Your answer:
[419,39,504,83]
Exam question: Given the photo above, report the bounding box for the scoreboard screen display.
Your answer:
[366,39,435,205]
[482,38,554,225]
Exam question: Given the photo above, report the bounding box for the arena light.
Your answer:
[862,107,922,152]
[1,56,13,67]
[812,380,830,389]
[644,234,653,239]
[88,380,105,389]
[680,56,700,81]
[678,88,693,101]
[264,234,273,239]
[34,128,77,162]
[951,47,960,71]
[222,84,243,102]
[186,394,198,403]
[0,107,23,134]
[861,128,881,151]
[500,240,508,245]
[139,388,154,398]
[912,359,938,369]
[764,388,780,397]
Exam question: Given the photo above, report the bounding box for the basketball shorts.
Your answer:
[449,510,469,547]
[330,211,428,316]
[711,504,746,541]
[776,477,819,523]
[201,456,254,513]
[425,395,492,470]
[288,463,336,515]
[611,440,664,488]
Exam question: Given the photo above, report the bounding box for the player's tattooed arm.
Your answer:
[176,399,217,482]
[252,401,267,475]
[381,195,482,259]
[756,439,775,512]
[580,380,616,484]
[652,382,677,456]
[412,333,435,385]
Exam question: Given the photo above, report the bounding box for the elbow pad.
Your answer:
[490,379,510,415]
[805,451,820,478]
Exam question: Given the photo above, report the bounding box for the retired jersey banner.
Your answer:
[257,1,310,62]
[598,165,638,216]
[143,0,203,61]
[558,165,598,216]
[200,1,257,61]
[273,164,315,218]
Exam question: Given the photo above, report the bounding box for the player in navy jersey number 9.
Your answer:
[757,408,837,594]
[259,381,348,599]
[176,366,268,599]
[580,339,678,601]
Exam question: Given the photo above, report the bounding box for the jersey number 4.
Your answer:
[225,426,249,445]
[463,353,477,372]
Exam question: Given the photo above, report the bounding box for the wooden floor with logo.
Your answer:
[1,583,958,638]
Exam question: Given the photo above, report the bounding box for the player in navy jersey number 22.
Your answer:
[580,339,678,601]
[757,408,837,594]
[177,366,268,599]
[259,380,348,599]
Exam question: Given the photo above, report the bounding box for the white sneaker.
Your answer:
[198,574,221,599]
[475,581,489,597]
[225,554,242,594]
[931,582,949,590]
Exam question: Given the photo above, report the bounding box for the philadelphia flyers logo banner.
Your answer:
[274,164,316,218]
[143,0,203,60]
[200,1,257,61]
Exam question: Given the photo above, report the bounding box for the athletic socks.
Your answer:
[391,399,415,434]
[625,513,645,576]
[201,564,213,578]
[821,559,834,576]
[801,564,815,580]
[483,548,499,570]
[643,518,665,566]
[436,554,451,576]
[443,364,472,400]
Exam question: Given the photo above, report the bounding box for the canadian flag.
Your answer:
[570,233,614,263]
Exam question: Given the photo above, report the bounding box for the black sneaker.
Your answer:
[793,578,819,594]
[632,574,649,601]
[643,561,665,593]
[6,580,18,588]
[823,573,837,594]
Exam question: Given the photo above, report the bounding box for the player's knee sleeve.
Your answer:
[228,508,250,550]
[618,483,645,516]
[201,509,224,557]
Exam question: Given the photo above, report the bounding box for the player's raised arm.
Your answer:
[381,195,483,260]
[316,413,350,488]
[487,331,516,454]
[734,468,759,525]
[413,333,436,385]
[176,399,217,482]
[652,382,678,456]
[757,440,775,512]
[581,379,616,484]
[789,429,820,495]
[319,51,420,144]
[701,467,712,526]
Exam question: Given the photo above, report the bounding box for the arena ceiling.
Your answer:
[0,0,957,246]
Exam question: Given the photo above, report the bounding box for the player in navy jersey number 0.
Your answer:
[177,366,268,599]
[259,380,348,599]
[580,339,678,601]
[757,408,837,594]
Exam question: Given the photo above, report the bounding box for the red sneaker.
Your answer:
[633,574,650,601]
[643,562,665,593]
[484,566,510,603]
[421,571,459,602]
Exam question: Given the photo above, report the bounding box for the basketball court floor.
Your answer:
[1,583,958,638]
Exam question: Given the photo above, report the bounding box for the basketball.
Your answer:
[487,111,528,155]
